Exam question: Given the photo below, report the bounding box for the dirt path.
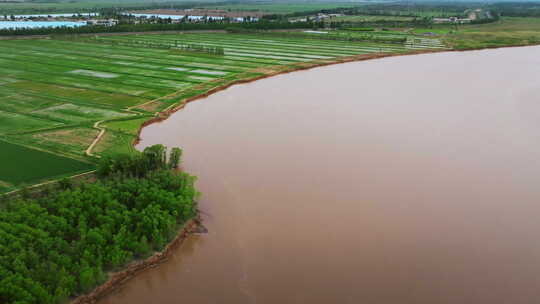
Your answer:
[85,120,105,157]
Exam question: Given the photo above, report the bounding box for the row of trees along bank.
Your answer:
[0,145,199,304]
[56,35,226,55]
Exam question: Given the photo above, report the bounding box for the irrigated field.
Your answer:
[0,139,93,191]
[0,32,446,190]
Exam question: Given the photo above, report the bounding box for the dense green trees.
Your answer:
[0,145,198,304]
[71,36,226,55]
[0,20,315,36]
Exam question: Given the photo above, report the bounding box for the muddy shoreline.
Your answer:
[133,49,448,146]
[132,42,540,146]
[74,43,539,304]
[71,218,201,304]
[79,50,439,304]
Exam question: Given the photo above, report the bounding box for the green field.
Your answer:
[2,17,536,191]
[0,30,446,190]
[0,0,214,14]
[442,17,540,49]
[327,15,416,22]
[0,0,358,14]
[205,2,359,13]
[0,139,94,191]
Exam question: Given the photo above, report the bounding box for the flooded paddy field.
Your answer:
[99,46,540,304]
[0,32,444,190]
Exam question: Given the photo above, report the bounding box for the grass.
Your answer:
[0,139,94,189]
[0,29,445,189]
[327,15,415,22]
[103,117,152,135]
[204,2,359,14]
[411,28,455,35]
[0,110,61,133]
[0,0,358,15]
[0,0,214,14]
[440,17,540,49]
[7,127,99,157]
[0,16,538,190]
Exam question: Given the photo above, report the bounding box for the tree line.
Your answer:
[328,18,434,29]
[75,37,226,56]
[231,29,407,45]
[489,2,540,17]
[1,1,211,15]
[0,20,315,36]
[0,145,198,304]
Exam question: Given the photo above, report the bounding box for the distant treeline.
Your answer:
[490,2,540,17]
[228,29,407,45]
[265,1,533,21]
[0,20,316,36]
[328,18,433,29]
[78,37,226,55]
[0,145,198,304]
[1,1,209,15]
[264,2,474,20]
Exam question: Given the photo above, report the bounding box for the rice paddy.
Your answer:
[0,31,446,191]
[0,139,94,190]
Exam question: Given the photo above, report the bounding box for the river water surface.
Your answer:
[102,46,540,304]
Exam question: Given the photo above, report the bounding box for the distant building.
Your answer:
[314,13,330,21]
[433,17,471,24]
[466,9,494,21]
[86,19,118,26]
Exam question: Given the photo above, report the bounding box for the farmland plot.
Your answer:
[0,32,445,190]
[0,139,94,192]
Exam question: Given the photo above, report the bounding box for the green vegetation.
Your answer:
[0,2,537,191]
[329,15,415,23]
[0,145,198,304]
[247,30,410,44]
[1,2,539,302]
[0,139,93,192]
[206,2,358,14]
[442,17,540,49]
[0,30,445,190]
[103,117,150,135]
[82,36,226,55]
[0,0,359,15]
[0,0,213,15]
[0,20,316,36]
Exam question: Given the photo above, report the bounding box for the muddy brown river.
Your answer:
[101,46,540,304]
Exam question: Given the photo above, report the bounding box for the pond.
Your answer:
[0,21,86,29]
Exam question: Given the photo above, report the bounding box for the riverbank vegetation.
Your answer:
[0,30,445,190]
[442,17,540,49]
[0,1,538,191]
[0,0,357,15]
[0,1,539,302]
[0,20,316,36]
[0,145,198,304]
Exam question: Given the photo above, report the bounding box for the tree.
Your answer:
[0,148,198,303]
[168,147,183,169]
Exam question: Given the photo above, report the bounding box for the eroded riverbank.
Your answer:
[74,48,446,304]
[101,45,540,304]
